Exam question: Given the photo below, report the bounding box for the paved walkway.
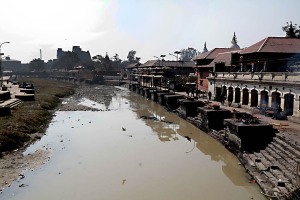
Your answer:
[0,81,24,107]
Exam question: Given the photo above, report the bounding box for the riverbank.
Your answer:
[0,80,123,192]
[1,80,297,198]
[0,78,76,153]
[0,78,75,191]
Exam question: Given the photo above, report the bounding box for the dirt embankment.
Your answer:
[0,80,120,192]
[0,78,76,153]
[1,78,75,191]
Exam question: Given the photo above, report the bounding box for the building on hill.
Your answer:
[57,46,91,63]
[72,46,91,63]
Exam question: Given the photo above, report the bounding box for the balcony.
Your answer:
[208,72,300,84]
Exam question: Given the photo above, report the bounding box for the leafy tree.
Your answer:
[92,55,104,62]
[127,50,136,63]
[92,55,104,71]
[91,54,112,71]
[91,51,139,71]
[29,58,45,72]
[113,53,121,62]
[136,57,141,63]
[282,21,300,38]
[179,47,199,61]
[112,53,122,70]
[121,60,129,69]
[127,50,140,64]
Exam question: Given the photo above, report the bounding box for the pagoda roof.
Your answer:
[240,37,300,54]
[194,48,238,60]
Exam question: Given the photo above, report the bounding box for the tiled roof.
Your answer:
[125,63,140,69]
[139,60,195,68]
[240,37,300,54]
[2,59,21,62]
[139,60,159,68]
[194,48,237,60]
[209,50,242,67]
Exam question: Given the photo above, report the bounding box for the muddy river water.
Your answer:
[1,87,266,200]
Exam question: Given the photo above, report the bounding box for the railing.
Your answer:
[209,72,300,82]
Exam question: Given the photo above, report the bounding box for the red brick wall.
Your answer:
[197,71,209,91]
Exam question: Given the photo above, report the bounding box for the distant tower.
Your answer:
[40,49,42,60]
[230,32,240,49]
[202,41,208,53]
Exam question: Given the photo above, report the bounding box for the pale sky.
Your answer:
[0,0,300,63]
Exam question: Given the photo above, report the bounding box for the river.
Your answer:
[1,86,266,200]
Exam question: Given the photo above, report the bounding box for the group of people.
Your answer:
[185,86,197,97]
[185,85,286,120]
[185,86,212,101]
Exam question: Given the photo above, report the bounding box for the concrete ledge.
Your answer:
[0,91,11,100]
[15,94,35,101]
[20,89,35,94]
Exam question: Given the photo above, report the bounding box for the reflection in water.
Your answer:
[185,140,196,153]
[0,87,266,200]
[127,93,259,188]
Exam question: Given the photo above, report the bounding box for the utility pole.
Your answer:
[0,42,10,88]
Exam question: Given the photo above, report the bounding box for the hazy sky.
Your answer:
[0,0,300,63]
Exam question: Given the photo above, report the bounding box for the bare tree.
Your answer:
[180,47,199,61]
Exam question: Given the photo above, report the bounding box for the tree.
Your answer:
[92,55,105,71]
[29,58,45,72]
[179,47,199,61]
[282,21,300,38]
[113,53,121,62]
[112,53,122,70]
[127,50,139,63]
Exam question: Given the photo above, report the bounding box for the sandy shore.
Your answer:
[0,149,50,192]
[0,84,121,193]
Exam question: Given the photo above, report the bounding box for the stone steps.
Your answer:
[273,137,300,159]
[265,146,295,175]
[269,140,298,172]
[5,99,22,108]
[244,135,300,194]
[267,144,292,167]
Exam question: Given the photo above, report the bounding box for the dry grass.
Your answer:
[0,78,77,153]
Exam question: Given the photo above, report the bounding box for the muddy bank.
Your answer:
[1,85,266,200]
[0,78,76,153]
[58,85,121,111]
[0,82,119,192]
[0,149,50,192]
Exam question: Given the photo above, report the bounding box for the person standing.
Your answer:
[185,86,190,97]
[208,91,212,101]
